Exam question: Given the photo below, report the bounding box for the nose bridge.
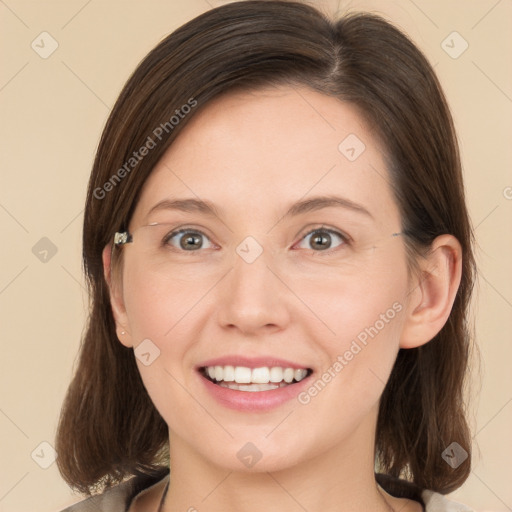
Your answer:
[232,245,272,290]
[215,241,290,332]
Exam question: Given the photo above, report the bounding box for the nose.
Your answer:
[215,250,291,336]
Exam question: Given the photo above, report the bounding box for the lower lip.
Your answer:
[198,372,312,412]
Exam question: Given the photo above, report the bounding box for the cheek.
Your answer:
[292,250,409,344]
[294,255,409,408]
[120,262,207,427]
[321,278,406,347]
[121,257,217,341]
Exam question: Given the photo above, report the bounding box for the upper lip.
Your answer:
[196,355,313,371]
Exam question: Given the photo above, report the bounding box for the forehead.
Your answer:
[132,86,400,230]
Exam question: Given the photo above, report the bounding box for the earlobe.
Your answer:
[102,244,134,348]
[399,234,462,349]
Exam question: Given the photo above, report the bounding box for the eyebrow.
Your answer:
[284,195,373,219]
[146,195,373,221]
[147,198,220,218]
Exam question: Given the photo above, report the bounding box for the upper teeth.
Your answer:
[204,365,309,384]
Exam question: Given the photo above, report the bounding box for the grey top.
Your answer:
[61,473,475,512]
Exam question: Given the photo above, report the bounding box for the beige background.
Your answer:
[1,1,511,511]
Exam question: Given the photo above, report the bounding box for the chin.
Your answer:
[193,433,310,474]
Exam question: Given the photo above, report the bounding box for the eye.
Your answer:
[294,227,348,252]
[164,228,215,251]
[159,226,347,253]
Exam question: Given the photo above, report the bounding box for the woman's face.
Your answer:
[115,86,412,472]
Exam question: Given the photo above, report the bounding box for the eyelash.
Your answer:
[163,225,350,255]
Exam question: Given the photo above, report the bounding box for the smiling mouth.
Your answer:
[199,365,313,392]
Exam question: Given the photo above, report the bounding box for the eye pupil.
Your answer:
[180,233,202,250]
[311,231,331,250]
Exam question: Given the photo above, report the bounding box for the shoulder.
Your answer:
[376,473,474,512]
[59,480,132,512]
[59,470,169,512]
[422,489,475,512]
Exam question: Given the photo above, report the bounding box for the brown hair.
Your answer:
[56,0,475,496]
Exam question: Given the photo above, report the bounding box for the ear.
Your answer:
[399,234,462,349]
[102,244,134,348]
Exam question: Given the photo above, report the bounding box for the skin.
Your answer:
[103,86,462,512]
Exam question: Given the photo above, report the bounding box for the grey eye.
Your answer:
[296,229,346,251]
[166,230,214,251]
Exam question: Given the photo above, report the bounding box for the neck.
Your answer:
[161,406,395,512]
